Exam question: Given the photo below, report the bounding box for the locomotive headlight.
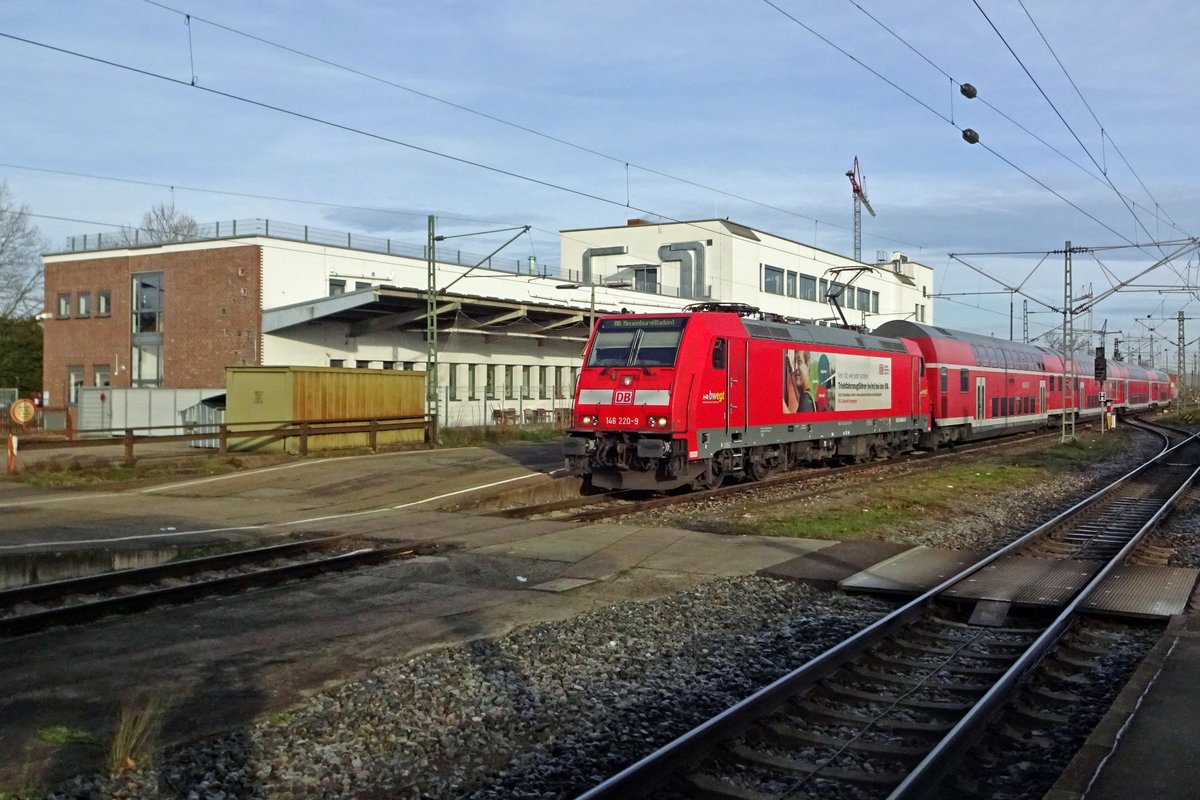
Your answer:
[656,416,669,427]
[621,375,634,386]
[581,414,593,425]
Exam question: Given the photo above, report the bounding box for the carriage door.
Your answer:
[726,338,748,435]
[976,377,987,420]
[1039,380,1046,415]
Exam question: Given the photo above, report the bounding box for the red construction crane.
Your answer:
[845,156,876,262]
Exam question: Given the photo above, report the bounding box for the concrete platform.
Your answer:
[1048,613,1200,800]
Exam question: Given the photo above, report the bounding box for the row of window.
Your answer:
[56,291,112,319]
[327,360,580,402]
[760,265,882,313]
[969,343,1046,371]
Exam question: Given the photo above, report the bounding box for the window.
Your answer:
[539,366,549,400]
[97,291,111,317]
[329,358,344,368]
[633,267,658,293]
[871,292,880,313]
[57,294,70,318]
[571,366,579,395]
[842,284,855,309]
[381,361,396,370]
[554,366,565,399]
[77,293,91,318]
[485,365,497,400]
[763,265,785,295]
[799,274,817,302]
[786,271,798,298]
[329,279,346,295]
[504,365,515,400]
[93,365,111,387]
[819,279,829,300]
[355,281,371,290]
[971,344,980,365]
[67,366,85,404]
[960,369,969,392]
[857,288,871,312]
[132,273,163,333]
[521,366,532,399]
[355,360,370,369]
[712,338,727,369]
[130,343,162,387]
[447,364,459,400]
[587,317,687,368]
[468,365,478,401]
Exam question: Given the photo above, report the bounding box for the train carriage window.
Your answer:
[712,338,727,369]
[940,367,948,392]
[960,369,969,392]
[971,344,980,365]
[992,397,999,417]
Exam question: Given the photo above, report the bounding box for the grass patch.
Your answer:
[722,431,1130,541]
[36,725,100,747]
[438,424,564,448]
[12,454,264,488]
[107,694,164,776]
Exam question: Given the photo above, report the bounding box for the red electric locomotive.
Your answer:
[563,303,928,490]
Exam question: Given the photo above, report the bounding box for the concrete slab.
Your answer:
[639,530,833,576]
[1054,616,1200,800]
[564,526,695,580]
[530,577,597,593]
[839,546,989,595]
[470,524,639,563]
[760,540,912,588]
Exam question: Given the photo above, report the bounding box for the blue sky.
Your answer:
[3,0,1199,362]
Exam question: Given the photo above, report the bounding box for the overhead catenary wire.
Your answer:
[136,0,926,255]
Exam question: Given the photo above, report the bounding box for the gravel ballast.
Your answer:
[39,580,890,800]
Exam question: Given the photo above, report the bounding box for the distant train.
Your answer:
[562,304,1172,491]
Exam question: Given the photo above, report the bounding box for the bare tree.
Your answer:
[123,201,200,245]
[0,182,47,319]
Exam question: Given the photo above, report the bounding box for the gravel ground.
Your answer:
[36,580,891,800]
[29,427,1183,800]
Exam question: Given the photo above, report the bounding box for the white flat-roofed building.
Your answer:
[41,217,934,429]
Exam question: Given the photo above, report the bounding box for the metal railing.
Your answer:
[57,218,555,277]
[13,414,438,465]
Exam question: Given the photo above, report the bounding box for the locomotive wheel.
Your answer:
[691,460,718,490]
[746,458,773,481]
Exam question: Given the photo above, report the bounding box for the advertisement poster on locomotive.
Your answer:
[783,350,891,413]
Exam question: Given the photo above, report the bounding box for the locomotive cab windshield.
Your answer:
[586,317,687,368]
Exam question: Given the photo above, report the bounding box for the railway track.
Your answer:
[575,420,1197,800]
[496,429,1065,523]
[0,535,427,638]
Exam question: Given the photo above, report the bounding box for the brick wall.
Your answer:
[41,244,263,405]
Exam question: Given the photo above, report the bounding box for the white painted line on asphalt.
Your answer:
[0,471,544,551]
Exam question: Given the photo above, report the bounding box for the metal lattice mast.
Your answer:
[1179,310,1186,410]
[1023,299,1029,343]
[426,215,439,419]
[1062,241,1076,443]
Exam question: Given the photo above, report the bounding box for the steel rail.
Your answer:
[0,534,356,609]
[574,425,1179,800]
[890,426,1200,799]
[0,542,416,638]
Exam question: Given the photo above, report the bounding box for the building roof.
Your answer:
[262,285,602,340]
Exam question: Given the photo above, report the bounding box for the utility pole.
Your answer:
[1022,299,1029,343]
[1179,310,1186,413]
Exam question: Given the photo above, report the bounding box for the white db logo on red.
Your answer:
[614,390,633,404]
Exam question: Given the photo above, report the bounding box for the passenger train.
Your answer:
[563,304,1172,491]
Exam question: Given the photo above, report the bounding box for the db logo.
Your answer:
[614,390,634,404]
